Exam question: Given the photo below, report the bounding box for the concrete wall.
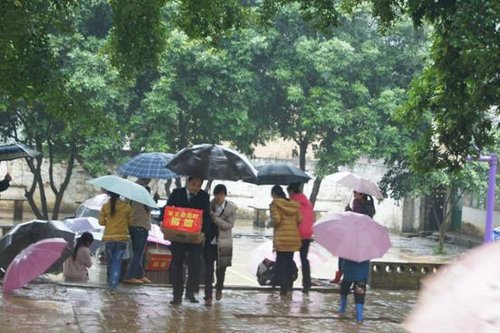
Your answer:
[462,206,500,234]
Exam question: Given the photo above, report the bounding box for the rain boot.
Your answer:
[330,271,343,284]
[338,296,347,314]
[355,303,364,323]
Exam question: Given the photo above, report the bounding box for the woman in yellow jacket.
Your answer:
[270,185,301,296]
[98,191,132,291]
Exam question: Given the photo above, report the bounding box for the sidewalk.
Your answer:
[0,282,414,333]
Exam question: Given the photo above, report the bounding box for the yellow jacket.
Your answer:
[98,200,132,242]
[270,198,301,252]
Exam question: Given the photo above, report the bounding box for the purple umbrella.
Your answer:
[3,238,69,293]
[313,211,391,263]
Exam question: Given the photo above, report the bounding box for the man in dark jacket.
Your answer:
[165,176,210,305]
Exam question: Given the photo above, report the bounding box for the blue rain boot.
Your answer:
[338,296,347,314]
[355,303,364,323]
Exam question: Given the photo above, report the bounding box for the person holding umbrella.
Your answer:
[123,184,153,285]
[286,182,314,294]
[269,185,301,296]
[165,176,211,305]
[98,191,132,292]
[63,232,94,282]
[203,184,237,306]
[331,190,376,284]
[345,191,376,217]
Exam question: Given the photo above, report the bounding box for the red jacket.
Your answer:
[289,193,314,240]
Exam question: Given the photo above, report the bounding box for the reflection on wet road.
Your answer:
[0,284,415,333]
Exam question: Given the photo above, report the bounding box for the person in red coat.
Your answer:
[287,182,314,293]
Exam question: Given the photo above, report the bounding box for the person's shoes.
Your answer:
[215,289,222,301]
[140,277,152,284]
[170,298,182,305]
[301,287,310,294]
[123,278,143,284]
[185,293,199,303]
[204,298,212,306]
[106,288,117,295]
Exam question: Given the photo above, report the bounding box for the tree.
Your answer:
[259,4,428,205]
[352,0,499,170]
[0,0,78,99]
[0,28,129,219]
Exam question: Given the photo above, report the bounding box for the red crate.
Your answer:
[145,247,172,271]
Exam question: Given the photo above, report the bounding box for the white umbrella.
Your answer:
[87,175,157,208]
[404,241,500,332]
[329,171,384,199]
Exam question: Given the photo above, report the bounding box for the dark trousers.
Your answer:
[127,226,148,279]
[203,244,226,300]
[274,251,294,292]
[340,280,367,304]
[170,241,202,301]
[299,239,311,289]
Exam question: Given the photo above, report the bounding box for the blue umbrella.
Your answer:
[117,152,177,179]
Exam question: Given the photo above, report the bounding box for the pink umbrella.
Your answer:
[329,171,384,199]
[404,241,500,332]
[248,240,331,275]
[313,211,391,262]
[147,224,170,246]
[3,238,69,293]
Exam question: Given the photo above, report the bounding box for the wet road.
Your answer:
[0,222,469,332]
[0,283,415,333]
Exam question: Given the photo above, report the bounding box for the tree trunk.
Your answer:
[24,156,48,219]
[309,176,323,208]
[164,179,172,197]
[49,144,76,220]
[298,141,308,171]
[437,187,464,253]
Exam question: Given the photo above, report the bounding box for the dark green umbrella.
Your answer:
[248,164,311,185]
[0,142,41,161]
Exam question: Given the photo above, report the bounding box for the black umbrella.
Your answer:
[0,142,41,161]
[166,144,258,181]
[0,220,75,275]
[249,164,312,185]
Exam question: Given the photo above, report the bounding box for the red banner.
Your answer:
[162,206,203,233]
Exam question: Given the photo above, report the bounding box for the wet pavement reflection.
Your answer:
[0,284,415,333]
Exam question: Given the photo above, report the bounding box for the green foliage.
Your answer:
[0,0,78,98]
[107,0,168,77]
[366,0,499,170]
[260,0,342,30]
[175,0,247,42]
[131,29,256,154]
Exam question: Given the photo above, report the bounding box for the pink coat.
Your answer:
[290,193,314,240]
